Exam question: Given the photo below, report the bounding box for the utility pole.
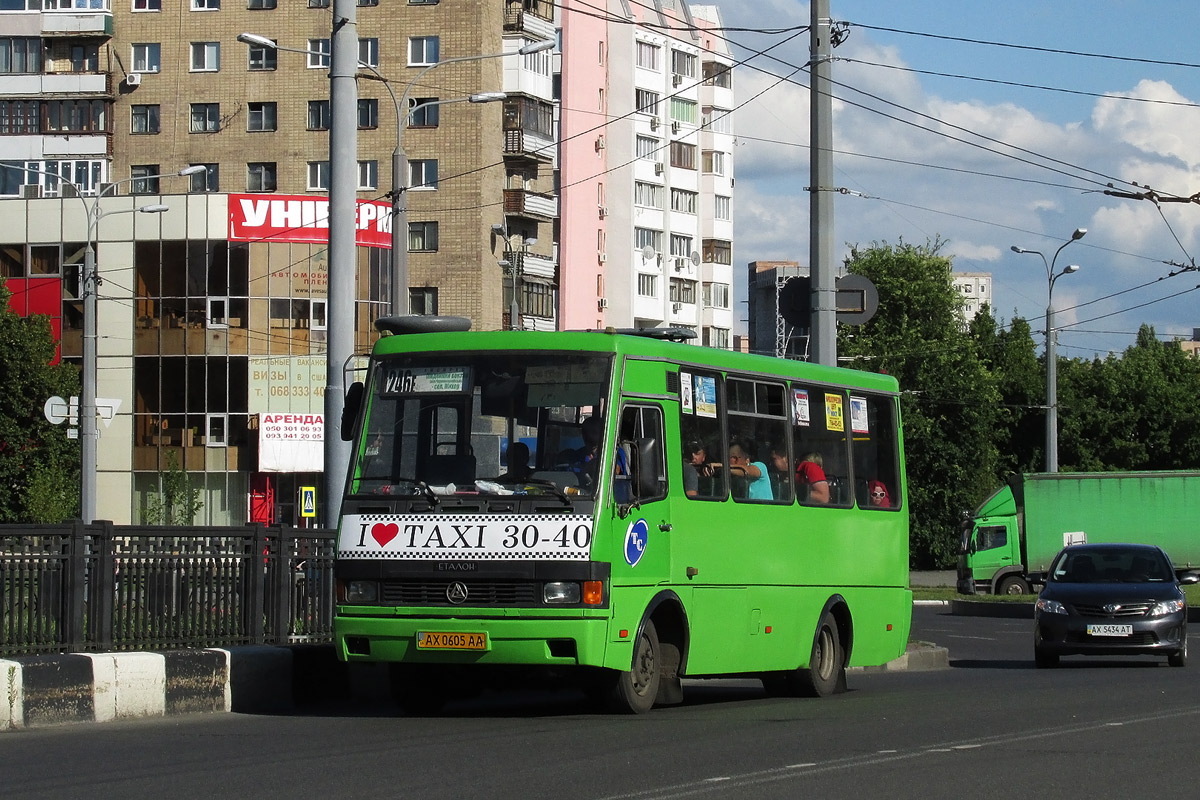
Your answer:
[809,0,836,367]
[325,0,358,526]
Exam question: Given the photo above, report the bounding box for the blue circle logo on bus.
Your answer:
[625,518,649,567]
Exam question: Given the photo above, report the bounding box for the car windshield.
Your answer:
[1050,549,1171,583]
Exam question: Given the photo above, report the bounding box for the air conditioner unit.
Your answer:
[671,121,680,134]
[673,258,686,272]
[649,116,659,130]
[595,135,605,151]
[654,162,664,175]
[672,74,682,87]
[672,302,683,313]
[20,184,42,199]
[597,298,609,310]
[125,72,142,87]
[598,206,608,218]
[597,252,607,263]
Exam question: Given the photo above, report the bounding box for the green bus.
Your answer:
[334,318,911,713]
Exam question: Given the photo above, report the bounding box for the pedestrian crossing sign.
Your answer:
[300,486,317,518]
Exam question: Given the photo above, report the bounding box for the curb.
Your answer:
[851,641,949,674]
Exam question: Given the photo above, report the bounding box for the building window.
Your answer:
[308,100,330,130]
[703,60,732,88]
[131,43,161,73]
[191,0,219,8]
[358,160,377,190]
[703,281,731,309]
[635,89,659,116]
[634,181,663,209]
[131,104,160,134]
[669,98,697,124]
[0,38,41,73]
[408,36,439,66]
[44,100,107,133]
[130,165,159,194]
[247,162,276,192]
[307,161,330,191]
[521,281,554,319]
[247,0,275,7]
[308,0,329,6]
[671,188,697,214]
[703,106,732,134]
[410,288,438,315]
[636,136,660,161]
[357,98,378,129]
[189,103,220,133]
[635,227,663,252]
[670,141,696,170]
[0,101,41,134]
[247,102,276,131]
[409,159,437,190]
[190,42,220,71]
[189,164,218,192]
[409,0,439,4]
[670,234,693,259]
[307,39,330,68]
[703,239,732,265]
[637,273,657,298]
[357,0,378,5]
[715,195,731,220]
[205,414,228,447]
[408,221,438,252]
[635,41,659,70]
[248,42,276,70]
[703,150,726,176]
[669,278,697,304]
[671,49,697,78]
[358,37,379,67]
[703,326,730,349]
[132,0,162,10]
[409,97,439,127]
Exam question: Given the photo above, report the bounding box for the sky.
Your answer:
[713,0,1200,359]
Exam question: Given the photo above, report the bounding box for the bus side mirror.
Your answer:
[341,381,364,441]
[635,436,662,497]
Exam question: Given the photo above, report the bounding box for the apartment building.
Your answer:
[0,0,557,523]
[558,0,734,345]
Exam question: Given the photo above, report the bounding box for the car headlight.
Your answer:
[344,580,378,603]
[543,581,580,604]
[1036,598,1066,615]
[1149,598,1185,617]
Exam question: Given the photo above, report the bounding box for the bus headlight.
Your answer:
[543,582,580,604]
[345,580,378,603]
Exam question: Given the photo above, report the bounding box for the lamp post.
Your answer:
[492,223,535,330]
[387,39,554,316]
[1011,227,1086,473]
[20,165,202,522]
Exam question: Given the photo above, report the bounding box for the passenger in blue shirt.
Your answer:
[728,440,772,500]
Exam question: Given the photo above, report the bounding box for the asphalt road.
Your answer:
[4,607,1195,800]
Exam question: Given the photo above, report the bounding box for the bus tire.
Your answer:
[606,619,661,714]
[797,611,846,698]
[996,575,1030,595]
[389,664,448,716]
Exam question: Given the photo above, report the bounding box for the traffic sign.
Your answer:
[299,486,317,518]
[44,396,121,427]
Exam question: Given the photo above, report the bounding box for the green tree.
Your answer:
[970,311,1043,478]
[838,240,1000,568]
[141,450,203,525]
[0,281,80,522]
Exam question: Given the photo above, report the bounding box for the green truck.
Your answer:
[957,471,1200,595]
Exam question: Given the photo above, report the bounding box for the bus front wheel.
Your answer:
[606,619,661,714]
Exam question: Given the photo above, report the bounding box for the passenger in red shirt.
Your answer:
[795,451,830,504]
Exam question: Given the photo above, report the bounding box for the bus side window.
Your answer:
[679,371,725,500]
[849,393,902,510]
[790,384,852,507]
[618,404,667,504]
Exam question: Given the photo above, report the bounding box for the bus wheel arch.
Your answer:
[604,591,688,713]
[764,595,851,698]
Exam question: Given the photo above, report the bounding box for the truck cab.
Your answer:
[957,484,1028,595]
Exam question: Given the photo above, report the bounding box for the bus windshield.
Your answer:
[349,351,613,501]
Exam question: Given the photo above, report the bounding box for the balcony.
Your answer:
[41,10,113,36]
[503,128,555,163]
[502,7,556,40]
[503,188,557,222]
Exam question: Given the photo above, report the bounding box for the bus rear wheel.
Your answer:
[606,619,661,713]
[797,611,846,697]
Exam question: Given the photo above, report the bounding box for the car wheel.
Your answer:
[1169,636,1187,668]
[1034,647,1059,669]
[996,575,1030,595]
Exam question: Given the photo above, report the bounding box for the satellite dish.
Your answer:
[689,251,701,266]
[778,276,812,328]
[641,245,656,261]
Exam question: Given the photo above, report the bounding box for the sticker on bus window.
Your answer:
[694,375,717,418]
[381,365,472,395]
[793,388,811,426]
[850,396,869,434]
[624,518,649,567]
[825,393,844,432]
[338,513,595,561]
[680,371,694,414]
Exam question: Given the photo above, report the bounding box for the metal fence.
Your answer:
[0,522,335,657]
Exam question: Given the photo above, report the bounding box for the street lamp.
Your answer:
[387,39,554,316]
[1011,227,1086,473]
[19,164,203,522]
[493,224,535,330]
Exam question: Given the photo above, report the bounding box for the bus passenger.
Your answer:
[497,442,533,483]
[729,440,772,500]
[796,452,831,504]
[683,439,710,498]
[767,444,793,502]
[868,480,891,507]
